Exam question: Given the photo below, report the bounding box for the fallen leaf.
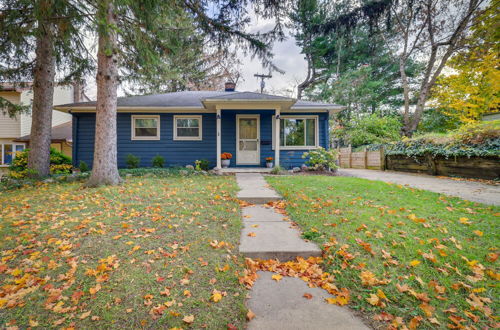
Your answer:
[79,311,91,319]
[303,293,313,299]
[271,274,282,282]
[409,260,421,267]
[246,310,256,321]
[183,315,194,324]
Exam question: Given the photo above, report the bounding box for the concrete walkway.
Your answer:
[339,168,500,206]
[236,173,368,329]
[239,205,321,260]
[237,173,320,261]
[247,272,368,330]
[236,173,281,204]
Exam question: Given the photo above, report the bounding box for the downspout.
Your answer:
[71,111,78,167]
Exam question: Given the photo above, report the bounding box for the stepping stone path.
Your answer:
[235,173,369,329]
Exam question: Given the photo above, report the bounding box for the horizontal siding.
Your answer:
[0,91,21,138]
[74,111,330,169]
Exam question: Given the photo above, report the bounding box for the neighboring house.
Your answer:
[0,83,84,174]
[15,121,73,157]
[55,83,342,169]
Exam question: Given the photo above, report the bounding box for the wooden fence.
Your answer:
[339,146,385,170]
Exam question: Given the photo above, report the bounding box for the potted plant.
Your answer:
[265,157,274,168]
[221,152,232,168]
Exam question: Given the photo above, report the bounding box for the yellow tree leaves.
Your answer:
[431,1,500,123]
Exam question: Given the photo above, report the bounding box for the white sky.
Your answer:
[236,30,307,97]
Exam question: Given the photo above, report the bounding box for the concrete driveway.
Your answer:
[338,169,500,206]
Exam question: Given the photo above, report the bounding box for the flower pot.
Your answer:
[221,159,230,168]
[266,162,273,168]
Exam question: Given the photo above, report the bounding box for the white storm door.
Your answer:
[236,115,260,165]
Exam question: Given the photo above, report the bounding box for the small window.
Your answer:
[1,143,25,165]
[132,115,160,140]
[174,115,202,141]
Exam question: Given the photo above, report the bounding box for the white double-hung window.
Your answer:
[173,115,202,141]
[131,115,160,140]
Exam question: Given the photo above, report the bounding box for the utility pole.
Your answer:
[254,73,272,93]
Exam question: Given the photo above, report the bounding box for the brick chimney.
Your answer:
[224,81,236,92]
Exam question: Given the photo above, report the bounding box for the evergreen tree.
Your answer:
[0,0,93,177]
[311,0,486,136]
[290,0,419,120]
[85,0,290,186]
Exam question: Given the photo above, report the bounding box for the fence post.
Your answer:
[348,145,352,168]
[380,147,385,171]
[364,149,368,169]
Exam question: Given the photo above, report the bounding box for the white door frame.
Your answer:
[236,114,260,165]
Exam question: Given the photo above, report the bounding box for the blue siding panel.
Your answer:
[74,111,329,169]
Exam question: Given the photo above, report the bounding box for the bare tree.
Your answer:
[385,0,485,135]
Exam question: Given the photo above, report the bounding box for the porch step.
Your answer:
[236,173,281,204]
[239,206,322,261]
[218,167,273,174]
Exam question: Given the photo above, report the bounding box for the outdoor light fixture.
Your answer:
[216,114,221,119]
[276,115,280,119]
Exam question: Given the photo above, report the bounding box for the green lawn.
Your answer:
[0,175,247,329]
[267,176,499,329]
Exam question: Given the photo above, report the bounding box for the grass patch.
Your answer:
[267,175,499,329]
[0,175,246,329]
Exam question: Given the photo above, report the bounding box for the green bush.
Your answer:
[334,114,402,147]
[270,165,285,175]
[195,159,210,171]
[302,147,339,171]
[151,155,165,168]
[119,167,197,177]
[79,160,90,172]
[126,154,140,169]
[386,121,500,158]
[9,148,72,178]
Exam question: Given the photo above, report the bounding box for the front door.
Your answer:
[236,115,260,165]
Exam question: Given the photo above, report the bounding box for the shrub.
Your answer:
[270,165,285,175]
[9,148,72,178]
[386,120,500,158]
[334,114,402,147]
[195,159,210,171]
[302,147,339,171]
[126,154,140,168]
[79,160,90,172]
[151,155,165,168]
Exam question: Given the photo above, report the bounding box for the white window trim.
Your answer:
[131,115,161,140]
[1,143,25,166]
[173,115,203,141]
[272,115,319,150]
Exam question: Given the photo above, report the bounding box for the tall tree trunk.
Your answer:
[399,58,411,136]
[28,15,55,178]
[86,0,121,187]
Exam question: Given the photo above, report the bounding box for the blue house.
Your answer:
[55,84,342,170]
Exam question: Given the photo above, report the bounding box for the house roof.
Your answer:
[54,91,343,112]
[15,121,72,143]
